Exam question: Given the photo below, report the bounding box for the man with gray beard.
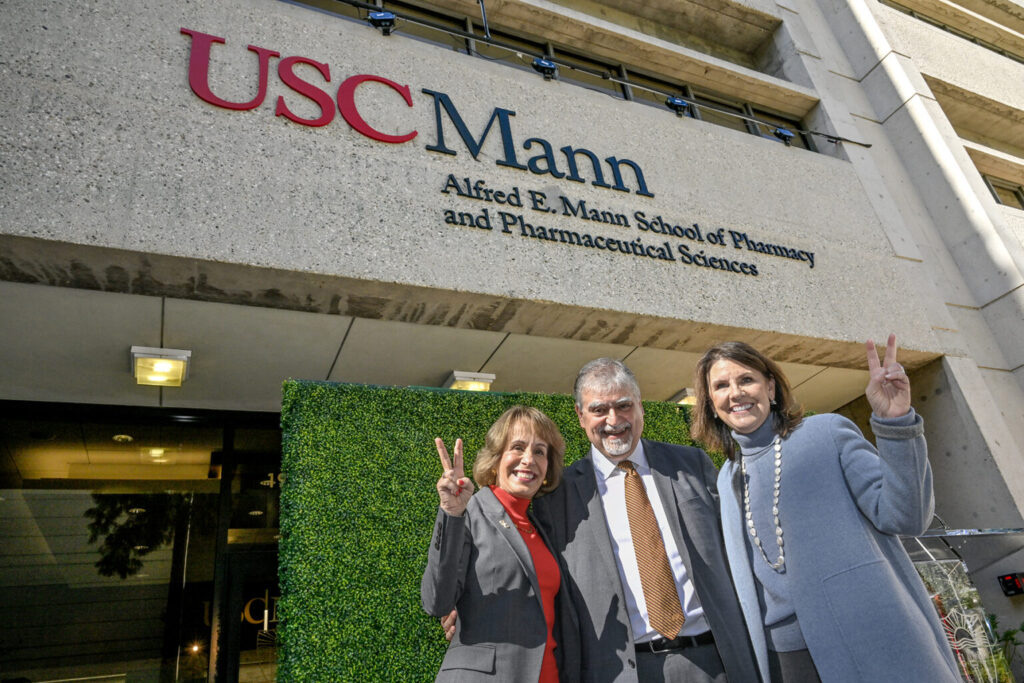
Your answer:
[531,358,758,682]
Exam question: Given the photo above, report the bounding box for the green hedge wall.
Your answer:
[278,381,710,681]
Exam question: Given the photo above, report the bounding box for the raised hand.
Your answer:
[865,333,911,418]
[435,437,474,516]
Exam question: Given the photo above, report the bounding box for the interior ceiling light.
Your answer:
[112,434,134,443]
[131,346,191,387]
[443,371,496,392]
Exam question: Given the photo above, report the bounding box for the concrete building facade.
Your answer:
[1,0,1023,678]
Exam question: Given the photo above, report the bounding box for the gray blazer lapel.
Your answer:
[477,487,543,608]
[646,440,698,579]
[568,457,628,604]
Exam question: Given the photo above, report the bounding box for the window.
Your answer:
[747,106,814,150]
[984,175,1024,209]
[691,91,751,135]
[285,0,816,152]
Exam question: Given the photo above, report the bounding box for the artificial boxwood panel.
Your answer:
[278,380,707,681]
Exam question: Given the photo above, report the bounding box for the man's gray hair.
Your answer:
[573,358,641,407]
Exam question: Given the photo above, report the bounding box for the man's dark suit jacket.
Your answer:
[532,439,759,682]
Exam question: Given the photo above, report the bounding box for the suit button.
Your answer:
[628,659,635,669]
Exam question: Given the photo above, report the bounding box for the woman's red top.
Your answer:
[491,485,561,683]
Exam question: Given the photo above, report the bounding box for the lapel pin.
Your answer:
[499,520,511,529]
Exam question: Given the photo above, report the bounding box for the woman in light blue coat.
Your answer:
[691,335,959,683]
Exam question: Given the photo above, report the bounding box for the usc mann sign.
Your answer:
[180,28,655,198]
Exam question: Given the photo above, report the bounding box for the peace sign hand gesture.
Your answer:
[435,437,475,517]
[865,333,911,419]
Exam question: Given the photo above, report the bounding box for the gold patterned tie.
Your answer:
[617,460,685,639]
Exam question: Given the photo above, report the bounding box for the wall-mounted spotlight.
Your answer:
[665,96,690,117]
[131,346,192,387]
[443,370,496,392]
[368,11,397,36]
[773,127,795,146]
[532,57,558,80]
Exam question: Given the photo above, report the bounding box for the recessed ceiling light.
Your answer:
[442,370,496,392]
[248,510,264,517]
[670,388,697,406]
[128,507,146,515]
[130,346,192,387]
[112,434,134,443]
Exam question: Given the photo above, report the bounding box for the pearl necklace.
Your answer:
[740,435,785,572]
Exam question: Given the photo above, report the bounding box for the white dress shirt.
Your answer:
[591,441,709,642]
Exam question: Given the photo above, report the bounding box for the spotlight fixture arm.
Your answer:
[804,130,873,148]
[478,0,491,39]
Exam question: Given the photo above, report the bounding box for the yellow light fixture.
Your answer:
[671,388,697,406]
[443,370,496,392]
[131,346,191,387]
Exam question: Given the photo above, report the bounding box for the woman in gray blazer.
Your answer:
[691,335,959,683]
[422,405,579,682]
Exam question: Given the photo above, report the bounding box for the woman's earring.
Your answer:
[770,397,777,407]
[543,479,549,486]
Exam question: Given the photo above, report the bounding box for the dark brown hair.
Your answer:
[472,405,566,496]
[691,342,803,461]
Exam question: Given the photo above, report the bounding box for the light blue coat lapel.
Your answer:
[719,461,770,683]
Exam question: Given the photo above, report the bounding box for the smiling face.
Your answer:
[495,421,550,499]
[708,358,776,434]
[576,386,645,463]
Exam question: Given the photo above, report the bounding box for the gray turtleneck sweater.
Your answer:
[734,417,808,651]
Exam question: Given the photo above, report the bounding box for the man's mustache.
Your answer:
[601,422,631,435]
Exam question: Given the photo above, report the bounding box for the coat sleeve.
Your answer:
[420,505,473,617]
[698,447,721,509]
[834,410,935,536]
